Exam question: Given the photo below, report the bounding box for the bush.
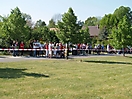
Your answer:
[0,51,11,55]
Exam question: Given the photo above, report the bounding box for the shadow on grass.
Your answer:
[126,56,132,59]
[84,60,132,65]
[0,68,49,79]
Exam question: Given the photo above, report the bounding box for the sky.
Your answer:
[0,0,132,24]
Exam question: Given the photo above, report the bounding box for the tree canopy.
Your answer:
[109,16,132,49]
[0,5,132,50]
[0,7,30,47]
[48,19,56,28]
[84,17,100,26]
[99,6,132,46]
[57,7,90,44]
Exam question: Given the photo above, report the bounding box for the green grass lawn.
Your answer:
[0,56,132,99]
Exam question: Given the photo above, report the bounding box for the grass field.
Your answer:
[0,56,132,99]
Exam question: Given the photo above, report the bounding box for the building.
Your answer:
[88,25,100,37]
[50,25,100,37]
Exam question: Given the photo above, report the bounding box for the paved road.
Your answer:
[0,56,52,63]
[0,54,130,63]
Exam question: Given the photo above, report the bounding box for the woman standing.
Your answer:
[20,41,24,56]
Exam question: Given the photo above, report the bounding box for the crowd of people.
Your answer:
[30,40,65,58]
[9,40,132,57]
[11,40,24,56]
[11,40,66,58]
[11,40,107,57]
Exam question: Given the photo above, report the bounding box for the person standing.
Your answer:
[107,44,110,54]
[12,41,16,56]
[33,40,37,57]
[14,41,19,56]
[20,41,24,56]
[36,40,41,57]
[45,42,49,58]
[48,42,52,58]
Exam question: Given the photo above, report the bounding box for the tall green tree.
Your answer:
[48,30,59,42]
[99,6,132,42]
[113,6,132,25]
[99,14,115,40]
[22,13,33,28]
[32,20,49,41]
[0,20,2,37]
[109,16,132,56]
[84,17,100,26]
[32,20,59,42]
[1,7,30,47]
[32,26,59,42]
[0,20,3,46]
[48,19,56,28]
[57,7,90,44]
[32,26,49,41]
[35,19,46,27]
[80,27,91,43]
[21,13,33,40]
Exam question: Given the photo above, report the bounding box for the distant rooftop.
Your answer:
[88,26,100,37]
[50,25,100,37]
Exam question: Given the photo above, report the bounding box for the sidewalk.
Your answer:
[1,53,132,59]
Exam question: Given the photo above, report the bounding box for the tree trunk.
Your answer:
[123,48,125,56]
[65,43,68,59]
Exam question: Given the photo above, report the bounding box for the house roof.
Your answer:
[50,26,100,37]
[82,26,100,37]
[88,26,100,37]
